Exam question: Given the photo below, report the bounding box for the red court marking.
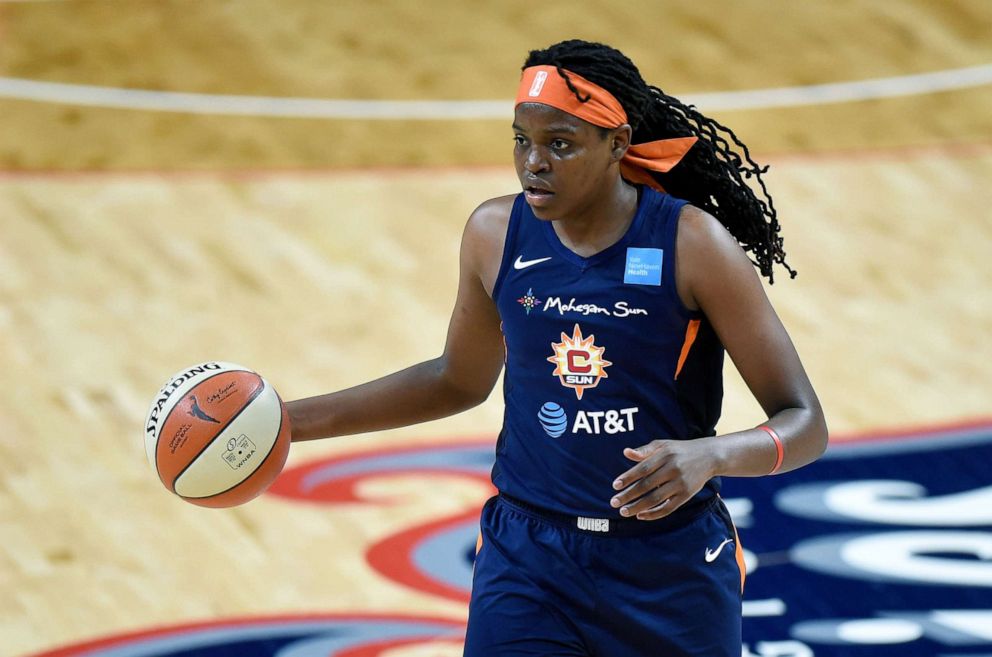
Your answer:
[268,435,495,504]
[26,613,465,657]
[828,416,992,444]
[366,507,484,604]
[336,635,464,657]
[764,138,992,165]
[0,163,510,182]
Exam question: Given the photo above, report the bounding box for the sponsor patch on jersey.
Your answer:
[537,403,640,437]
[547,324,612,399]
[624,247,663,286]
[573,407,639,434]
[544,296,648,318]
[517,289,649,319]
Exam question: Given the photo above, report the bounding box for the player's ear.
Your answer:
[610,124,632,162]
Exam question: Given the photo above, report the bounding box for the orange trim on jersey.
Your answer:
[499,321,508,363]
[516,66,698,193]
[732,522,746,594]
[717,494,747,594]
[674,318,701,380]
[475,531,484,555]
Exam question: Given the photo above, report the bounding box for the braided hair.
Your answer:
[523,40,794,282]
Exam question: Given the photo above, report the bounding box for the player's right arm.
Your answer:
[286,196,513,442]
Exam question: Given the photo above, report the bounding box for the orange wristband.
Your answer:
[759,425,784,475]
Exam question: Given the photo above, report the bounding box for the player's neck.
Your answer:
[551,179,639,257]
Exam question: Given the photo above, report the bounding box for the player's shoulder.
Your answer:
[466,194,516,233]
[675,203,761,308]
[458,194,518,294]
[463,194,516,253]
[676,203,746,259]
[678,203,727,240]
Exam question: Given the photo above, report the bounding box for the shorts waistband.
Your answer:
[497,492,717,537]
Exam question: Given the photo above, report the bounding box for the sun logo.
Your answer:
[547,324,612,399]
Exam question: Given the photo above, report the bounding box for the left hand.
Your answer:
[610,438,717,520]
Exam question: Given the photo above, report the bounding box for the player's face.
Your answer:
[513,103,618,221]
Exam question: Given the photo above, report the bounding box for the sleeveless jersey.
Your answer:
[491,186,725,517]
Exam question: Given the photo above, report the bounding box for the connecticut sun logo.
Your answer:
[547,323,612,399]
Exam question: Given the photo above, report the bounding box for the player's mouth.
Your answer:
[524,184,555,206]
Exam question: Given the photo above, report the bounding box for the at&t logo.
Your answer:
[538,402,568,437]
[538,402,639,437]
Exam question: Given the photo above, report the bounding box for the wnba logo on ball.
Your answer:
[538,402,568,438]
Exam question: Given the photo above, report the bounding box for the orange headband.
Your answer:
[516,65,698,191]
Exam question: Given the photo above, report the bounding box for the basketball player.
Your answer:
[287,40,827,656]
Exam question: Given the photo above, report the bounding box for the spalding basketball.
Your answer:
[143,362,291,508]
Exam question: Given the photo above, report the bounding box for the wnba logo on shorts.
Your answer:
[577,516,610,532]
[528,70,548,97]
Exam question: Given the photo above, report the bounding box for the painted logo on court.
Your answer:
[268,438,494,604]
[727,421,992,656]
[547,323,612,399]
[271,422,992,656]
[31,423,992,656]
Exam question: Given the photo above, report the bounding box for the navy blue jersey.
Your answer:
[491,186,725,517]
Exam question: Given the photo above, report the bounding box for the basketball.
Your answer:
[143,361,291,508]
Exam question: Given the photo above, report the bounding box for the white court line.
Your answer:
[0,63,990,118]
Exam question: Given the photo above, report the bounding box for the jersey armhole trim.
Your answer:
[674,318,702,380]
[491,194,525,302]
[667,201,702,320]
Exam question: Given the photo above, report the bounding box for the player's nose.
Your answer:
[523,146,550,174]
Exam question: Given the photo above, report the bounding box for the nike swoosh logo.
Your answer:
[704,538,734,563]
[513,255,552,270]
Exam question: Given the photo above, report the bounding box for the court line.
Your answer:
[1,63,991,117]
[1,137,990,181]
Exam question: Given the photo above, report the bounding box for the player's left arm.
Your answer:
[612,205,828,520]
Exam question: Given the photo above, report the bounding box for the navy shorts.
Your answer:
[464,494,744,657]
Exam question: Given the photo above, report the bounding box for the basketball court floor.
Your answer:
[1,2,990,655]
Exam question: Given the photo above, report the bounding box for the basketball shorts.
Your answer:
[463,493,744,657]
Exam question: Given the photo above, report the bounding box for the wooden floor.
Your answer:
[1,1,991,654]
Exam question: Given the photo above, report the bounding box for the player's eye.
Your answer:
[550,139,570,150]
[513,135,527,146]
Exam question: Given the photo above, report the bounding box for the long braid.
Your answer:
[524,40,795,283]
